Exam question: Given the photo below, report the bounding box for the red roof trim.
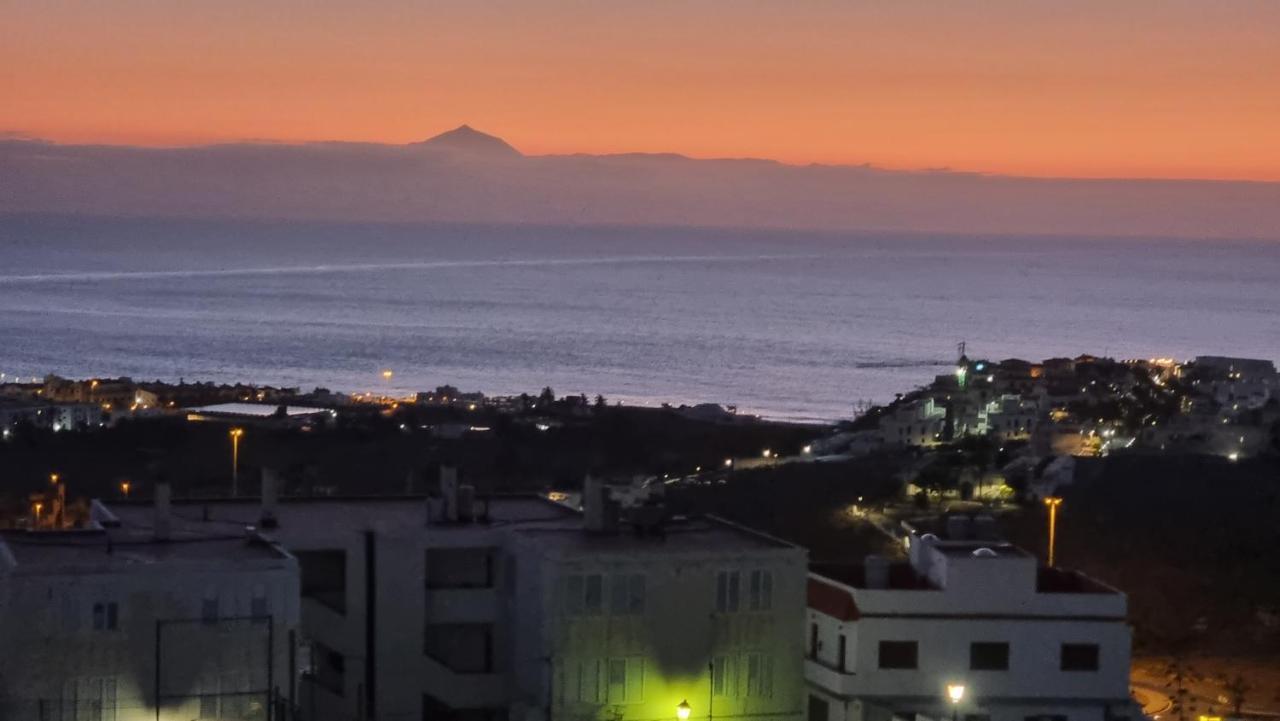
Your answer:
[808,577,860,621]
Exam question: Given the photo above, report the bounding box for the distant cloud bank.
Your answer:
[2,127,1278,240]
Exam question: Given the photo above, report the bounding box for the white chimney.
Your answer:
[260,469,279,528]
[154,483,172,541]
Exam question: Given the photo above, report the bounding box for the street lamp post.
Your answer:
[229,428,245,497]
[677,700,692,721]
[1043,496,1063,567]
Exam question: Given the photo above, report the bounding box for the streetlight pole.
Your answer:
[1043,496,1063,567]
[229,428,245,497]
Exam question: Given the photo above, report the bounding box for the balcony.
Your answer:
[805,658,859,697]
[421,653,508,709]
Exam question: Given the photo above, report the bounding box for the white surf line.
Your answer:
[0,253,824,285]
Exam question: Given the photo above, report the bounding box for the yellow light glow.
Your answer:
[947,684,966,704]
[676,700,692,721]
[381,369,394,380]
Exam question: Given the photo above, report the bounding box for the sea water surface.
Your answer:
[1,215,1278,422]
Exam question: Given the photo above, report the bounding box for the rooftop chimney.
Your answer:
[439,466,459,522]
[583,475,619,533]
[865,554,890,589]
[260,469,279,529]
[154,483,172,541]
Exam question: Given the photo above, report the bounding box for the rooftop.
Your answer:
[510,515,799,556]
[0,527,288,571]
[104,494,574,536]
[810,561,937,591]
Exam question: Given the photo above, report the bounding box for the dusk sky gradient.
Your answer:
[5,1,1280,180]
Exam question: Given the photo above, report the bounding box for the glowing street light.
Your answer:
[676,700,692,721]
[49,472,60,485]
[381,369,394,381]
[946,683,966,721]
[229,428,245,497]
[1043,496,1063,567]
[761,449,772,459]
[120,481,131,498]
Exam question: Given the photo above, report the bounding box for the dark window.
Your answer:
[838,635,848,672]
[970,642,1009,670]
[425,623,495,673]
[296,549,347,614]
[877,641,918,669]
[308,642,345,696]
[808,623,819,659]
[92,602,118,631]
[1060,643,1099,671]
[426,547,495,589]
[808,695,830,721]
[423,694,508,721]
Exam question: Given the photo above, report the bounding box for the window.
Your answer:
[251,589,269,623]
[426,547,496,589]
[565,574,604,616]
[745,653,773,697]
[712,656,735,696]
[716,571,741,612]
[92,602,118,631]
[878,641,918,670]
[808,695,830,721]
[296,549,347,614]
[425,623,494,673]
[837,635,848,672]
[749,570,773,611]
[64,676,117,721]
[571,659,601,703]
[610,574,646,615]
[970,642,1009,671]
[423,694,508,721]
[1060,643,1099,671]
[307,641,345,696]
[808,623,818,659]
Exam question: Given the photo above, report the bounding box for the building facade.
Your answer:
[804,520,1138,721]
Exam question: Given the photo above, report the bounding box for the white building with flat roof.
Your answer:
[506,482,809,721]
[100,472,810,721]
[0,493,299,721]
[804,518,1139,721]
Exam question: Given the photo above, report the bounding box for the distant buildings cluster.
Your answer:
[820,354,1278,465]
[0,471,1140,721]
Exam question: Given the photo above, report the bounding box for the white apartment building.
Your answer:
[804,519,1139,721]
[0,489,299,721]
[101,473,809,721]
[879,400,947,447]
[506,480,809,721]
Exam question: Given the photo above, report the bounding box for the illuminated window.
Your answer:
[745,653,773,697]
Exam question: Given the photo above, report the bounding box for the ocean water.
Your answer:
[1,215,1278,422]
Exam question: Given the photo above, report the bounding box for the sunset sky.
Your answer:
[5,1,1280,180]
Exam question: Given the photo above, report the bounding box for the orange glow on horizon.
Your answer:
[5,2,1280,182]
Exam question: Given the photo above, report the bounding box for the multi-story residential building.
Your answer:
[0,487,300,721]
[506,479,809,721]
[804,518,1139,721]
[99,473,810,721]
[879,399,947,447]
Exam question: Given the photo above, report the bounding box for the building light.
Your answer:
[947,684,966,704]
[677,700,692,721]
